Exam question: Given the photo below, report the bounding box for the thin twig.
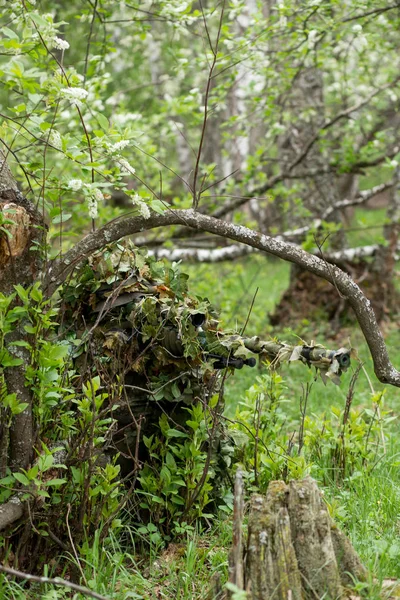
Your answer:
[192,0,226,209]
[0,565,109,600]
[240,286,259,336]
[66,503,87,586]
[84,0,98,81]
[361,363,386,454]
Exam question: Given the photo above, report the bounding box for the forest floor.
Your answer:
[5,207,400,600]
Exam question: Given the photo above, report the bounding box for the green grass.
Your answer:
[184,235,400,586]
[184,240,400,594]
[3,224,400,599]
[346,206,388,248]
[185,253,290,337]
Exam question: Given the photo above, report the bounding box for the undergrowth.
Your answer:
[2,247,400,599]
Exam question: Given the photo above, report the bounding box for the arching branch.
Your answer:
[47,209,400,387]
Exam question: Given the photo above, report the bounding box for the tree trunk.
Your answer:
[229,477,367,600]
[0,152,46,472]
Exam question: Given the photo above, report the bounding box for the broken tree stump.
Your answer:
[229,476,367,600]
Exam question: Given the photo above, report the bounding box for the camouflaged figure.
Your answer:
[61,242,352,473]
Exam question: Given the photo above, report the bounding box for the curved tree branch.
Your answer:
[47,209,400,387]
[149,181,395,262]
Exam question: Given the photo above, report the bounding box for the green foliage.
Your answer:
[230,368,390,496]
[137,404,217,539]
[304,388,393,483]
[1,0,398,249]
[2,0,400,594]
[230,371,312,491]
[0,283,123,552]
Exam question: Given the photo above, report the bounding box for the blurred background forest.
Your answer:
[1,1,400,598]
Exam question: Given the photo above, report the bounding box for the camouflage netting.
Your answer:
[60,243,353,473]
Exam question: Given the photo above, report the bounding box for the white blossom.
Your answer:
[112,112,142,126]
[307,30,319,50]
[48,129,62,150]
[53,37,70,50]
[131,193,150,219]
[106,140,130,154]
[87,197,98,219]
[85,186,103,219]
[105,95,119,107]
[91,187,104,202]
[60,87,89,107]
[137,201,150,219]
[67,179,83,191]
[160,0,190,17]
[352,27,367,52]
[117,158,136,176]
[390,159,398,168]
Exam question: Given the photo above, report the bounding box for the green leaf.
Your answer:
[13,472,30,486]
[97,113,109,130]
[14,284,29,303]
[52,213,72,224]
[29,13,48,28]
[30,284,42,303]
[0,349,23,367]
[149,199,166,214]
[166,428,188,438]
[2,27,19,40]
[44,478,67,487]
[27,464,39,480]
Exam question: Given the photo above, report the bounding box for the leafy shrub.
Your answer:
[137,401,231,540]
[230,371,311,491]
[229,368,390,493]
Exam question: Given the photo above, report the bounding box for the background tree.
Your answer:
[2,0,400,594]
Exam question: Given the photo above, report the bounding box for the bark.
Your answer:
[230,477,367,600]
[0,151,46,471]
[244,483,303,600]
[278,67,343,226]
[229,470,245,590]
[0,496,24,531]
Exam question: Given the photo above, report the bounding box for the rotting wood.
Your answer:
[228,470,244,591]
[229,477,368,600]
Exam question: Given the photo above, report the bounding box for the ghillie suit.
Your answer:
[0,242,354,565]
[61,243,352,478]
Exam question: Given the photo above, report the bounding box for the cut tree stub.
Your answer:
[240,477,367,600]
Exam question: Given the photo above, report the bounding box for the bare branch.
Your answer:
[192,0,226,208]
[0,565,110,600]
[342,3,400,23]
[149,180,394,258]
[150,244,254,262]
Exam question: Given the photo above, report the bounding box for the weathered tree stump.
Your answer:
[229,476,367,600]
